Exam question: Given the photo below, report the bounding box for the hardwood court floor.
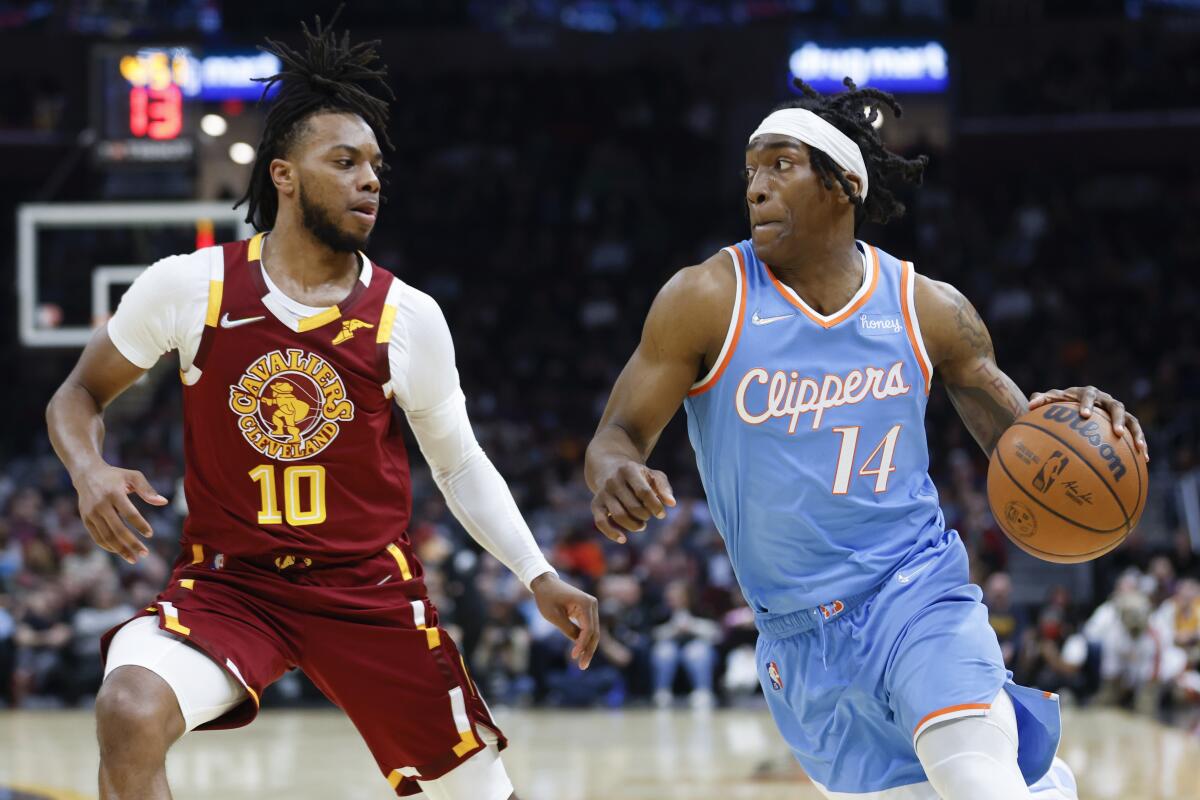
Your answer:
[2,707,1199,799]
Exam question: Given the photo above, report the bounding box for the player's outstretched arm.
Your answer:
[916,275,1147,461]
[585,252,734,542]
[393,288,601,667]
[46,328,169,563]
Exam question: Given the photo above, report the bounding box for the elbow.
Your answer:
[45,381,70,425]
[430,442,488,487]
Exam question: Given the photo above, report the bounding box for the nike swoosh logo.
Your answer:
[751,310,797,326]
[896,562,932,584]
[220,313,266,329]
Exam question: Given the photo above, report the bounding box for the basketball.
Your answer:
[987,401,1148,563]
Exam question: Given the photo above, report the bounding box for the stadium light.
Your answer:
[229,141,255,164]
[200,113,227,137]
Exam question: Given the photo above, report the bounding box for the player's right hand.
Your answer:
[74,465,168,564]
[591,462,676,543]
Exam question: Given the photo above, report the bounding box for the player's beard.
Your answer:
[298,183,369,253]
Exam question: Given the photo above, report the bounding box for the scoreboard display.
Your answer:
[92,45,197,164]
[91,45,280,166]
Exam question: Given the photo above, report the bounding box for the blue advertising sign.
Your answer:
[195,52,282,101]
[789,42,948,94]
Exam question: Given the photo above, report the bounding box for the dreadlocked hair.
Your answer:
[235,7,395,231]
[777,77,928,228]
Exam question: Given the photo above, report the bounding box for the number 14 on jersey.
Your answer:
[831,425,902,494]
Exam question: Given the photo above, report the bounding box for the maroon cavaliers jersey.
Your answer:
[181,233,412,561]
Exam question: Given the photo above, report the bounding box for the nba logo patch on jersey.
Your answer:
[767,661,784,691]
[858,313,904,337]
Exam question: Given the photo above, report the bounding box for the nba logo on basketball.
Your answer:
[767,661,783,691]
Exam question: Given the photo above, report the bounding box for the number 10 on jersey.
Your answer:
[831,425,902,494]
[249,465,327,525]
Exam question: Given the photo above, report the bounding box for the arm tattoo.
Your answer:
[952,291,992,357]
[946,358,1027,455]
[931,283,1027,455]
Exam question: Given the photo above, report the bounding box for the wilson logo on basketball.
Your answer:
[1041,406,1128,481]
[228,348,355,461]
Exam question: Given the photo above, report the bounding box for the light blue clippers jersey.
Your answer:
[684,239,945,617]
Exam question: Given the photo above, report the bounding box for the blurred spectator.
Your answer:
[543,611,635,708]
[1144,555,1177,607]
[0,520,21,584]
[1154,577,1200,670]
[985,572,1026,667]
[720,589,759,701]
[650,580,720,709]
[554,528,606,581]
[0,591,14,706]
[1017,606,1089,701]
[67,582,134,703]
[13,586,72,706]
[1087,588,1186,715]
[474,597,534,705]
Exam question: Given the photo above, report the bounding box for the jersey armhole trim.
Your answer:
[375,276,404,395]
[900,260,933,395]
[186,246,227,383]
[688,246,746,397]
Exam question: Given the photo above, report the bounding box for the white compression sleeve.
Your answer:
[387,283,553,590]
[915,688,1033,800]
[406,390,556,589]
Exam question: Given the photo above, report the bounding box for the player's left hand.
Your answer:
[1029,386,1149,462]
[531,572,600,670]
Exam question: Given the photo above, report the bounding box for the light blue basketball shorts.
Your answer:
[755,529,1061,797]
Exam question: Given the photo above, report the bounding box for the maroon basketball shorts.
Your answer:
[101,540,504,796]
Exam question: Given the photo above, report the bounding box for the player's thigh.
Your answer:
[884,583,1008,741]
[299,612,505,793]
[756,626,933,796]
[414,727,513,800]
[104,615,246,733]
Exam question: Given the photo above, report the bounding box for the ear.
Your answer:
[839,173,864,204]
[269,158,295,198]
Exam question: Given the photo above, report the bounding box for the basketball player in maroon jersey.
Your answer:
[45,17,596,800]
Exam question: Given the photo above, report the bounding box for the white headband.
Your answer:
[749,108,868,201]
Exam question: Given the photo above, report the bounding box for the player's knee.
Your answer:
[96,666,184,756]
[915,709,1030,800]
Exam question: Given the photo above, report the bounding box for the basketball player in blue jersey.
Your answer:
[585,78,1149,800]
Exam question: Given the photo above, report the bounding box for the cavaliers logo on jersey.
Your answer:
[228,348,355,461]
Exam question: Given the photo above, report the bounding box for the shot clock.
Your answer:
[90,45,280,166]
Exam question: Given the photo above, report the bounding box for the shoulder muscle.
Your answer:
[913,273,993,370]
[644,249,737,370]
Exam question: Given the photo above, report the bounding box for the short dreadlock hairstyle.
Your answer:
[770,77,928,228]
[235,8,395,232]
